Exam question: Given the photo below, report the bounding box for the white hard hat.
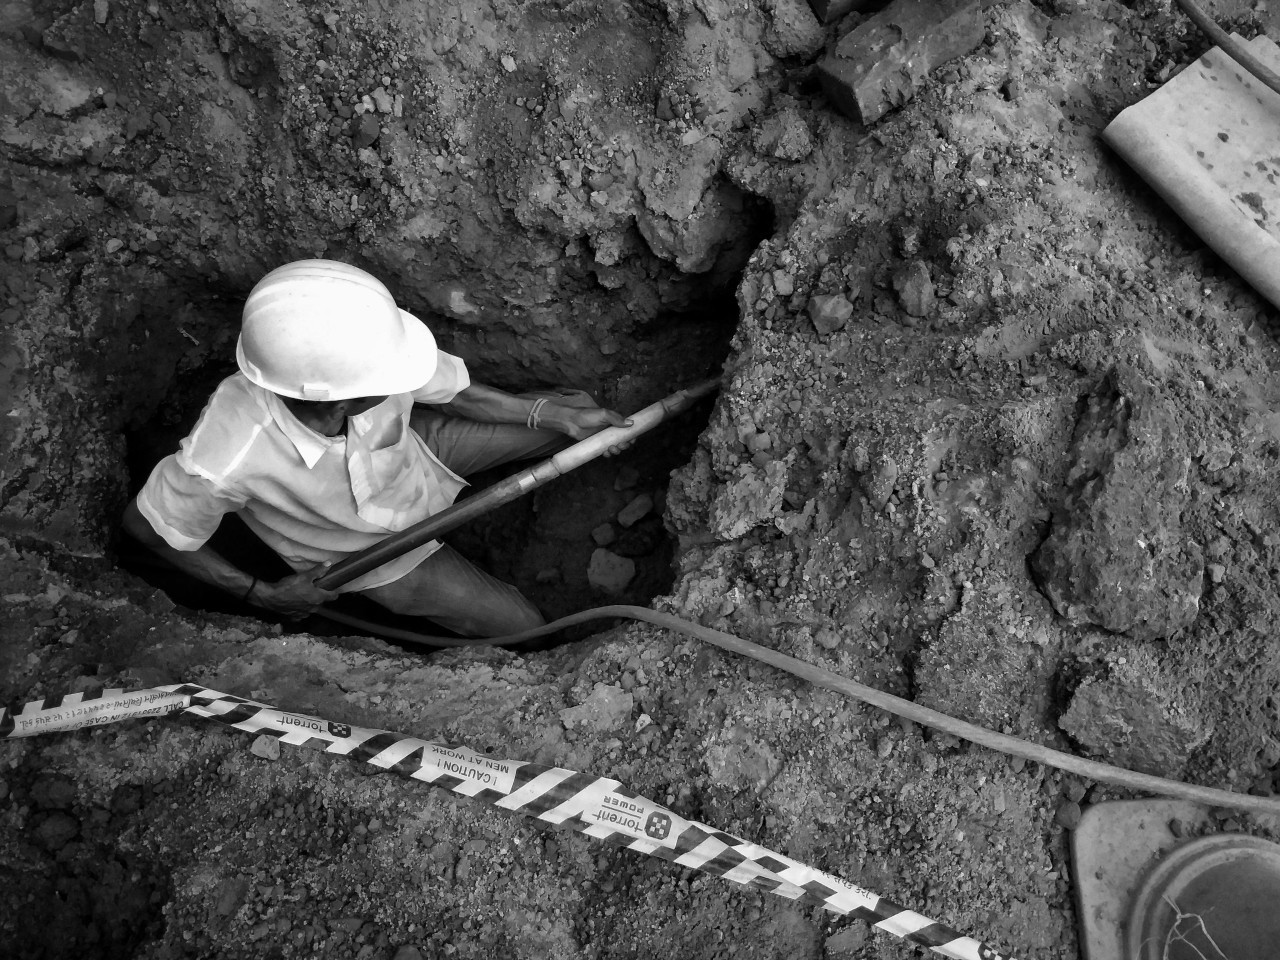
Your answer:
[236,259,437,401]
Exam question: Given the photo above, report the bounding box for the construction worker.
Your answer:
[122,260,630,637]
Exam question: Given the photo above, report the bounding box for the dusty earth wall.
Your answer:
[6,1,1280,959]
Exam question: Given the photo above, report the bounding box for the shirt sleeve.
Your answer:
[411,350,470,404]
[135,454,245,551]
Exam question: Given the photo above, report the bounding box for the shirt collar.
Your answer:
[262,389,342,469]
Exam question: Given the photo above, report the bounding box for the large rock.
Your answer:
[817,0,985,124]
[1059,648,1212,776]
[762,0,825,59]
[1031,369,1204,641]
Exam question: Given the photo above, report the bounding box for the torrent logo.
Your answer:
[327,721,351,739]
[644,812,671,840]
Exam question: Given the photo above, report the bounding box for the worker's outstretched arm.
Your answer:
[434,383,630,440]
[122,499,338,617]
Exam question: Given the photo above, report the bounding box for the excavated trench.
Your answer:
[116,281,753,647]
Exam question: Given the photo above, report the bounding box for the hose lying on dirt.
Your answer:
[315,604,1280,818]
[1172,0,1280,98]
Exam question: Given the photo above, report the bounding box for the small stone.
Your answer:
[808,293,853,337]
[42,29,85,60]
[392,946,425,960]
[612,466,640,491]
[587,549,635,595]
[826,923,869,956]
[753,107,814,161]
[1055,800,1082,830]
[500,55,516,72]
[617,494,653,528]
[1208,563,1225,583]
[893,260,935,317]
[215,877,250,916]
[764,0,824,58]
[1062,779,1087,803]
[250,735,280,761]
[773,269,795,297]
[371,87,394,113]
[36,812,79,850]
[591,523,616,546]
[349,113,380,148]
[31,775,76,810]
[93,0,109,24]
[558,683,634,732]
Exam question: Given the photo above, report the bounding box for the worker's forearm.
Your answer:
[433,383,627,440]
[435,383,533,425]
[123,501,256,600]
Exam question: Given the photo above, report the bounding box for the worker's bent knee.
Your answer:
[435,596,543,639]
[359,574,545,639]
[502,600,546,636]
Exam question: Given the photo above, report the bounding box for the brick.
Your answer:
[817,0,984,124]
[617,493,653,528]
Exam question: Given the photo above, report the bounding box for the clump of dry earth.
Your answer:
[5,1,1280,958]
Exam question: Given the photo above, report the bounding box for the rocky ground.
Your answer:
[6,0,1280,958]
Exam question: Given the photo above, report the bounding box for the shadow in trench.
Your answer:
[116,296,737,652]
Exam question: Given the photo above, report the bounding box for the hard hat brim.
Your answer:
[236,308,439,401]
[385,309,439,396]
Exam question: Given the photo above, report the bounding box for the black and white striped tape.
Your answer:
[0,686,189,738]
[2,684,1013,960]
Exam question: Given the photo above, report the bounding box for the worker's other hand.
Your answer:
[546,399,633,445]
[251,563,340,619]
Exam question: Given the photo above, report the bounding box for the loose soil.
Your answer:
[6,1,1280,959]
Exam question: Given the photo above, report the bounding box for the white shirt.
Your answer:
[136,352,471,592]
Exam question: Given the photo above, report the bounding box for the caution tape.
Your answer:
[0,687,190,738]
[2,684,1014,960]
